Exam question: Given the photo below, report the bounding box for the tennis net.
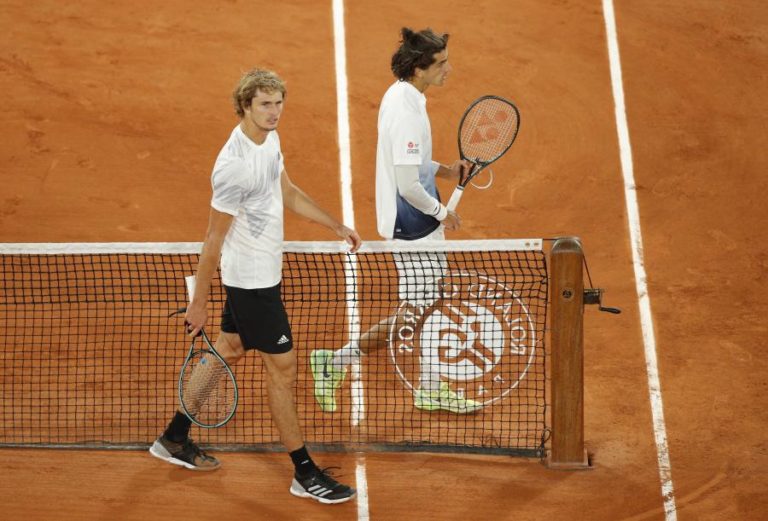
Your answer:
[0,240,548,455]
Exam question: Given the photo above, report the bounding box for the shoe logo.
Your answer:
[277,335,290,345]
[308,485,333,497]
[388,271,538,406]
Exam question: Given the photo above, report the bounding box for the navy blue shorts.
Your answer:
[221,283,293,354]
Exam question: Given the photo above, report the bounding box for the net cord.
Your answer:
[0,239,543,255]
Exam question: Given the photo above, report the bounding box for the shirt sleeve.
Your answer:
[273,132,286,174]
[390,113,425,166]
[210,158,250,216]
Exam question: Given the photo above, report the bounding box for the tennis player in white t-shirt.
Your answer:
[149,69,360,505]
[310,28,482,415]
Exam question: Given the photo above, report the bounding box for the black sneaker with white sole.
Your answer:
[289,467,356,504]
[149,435,221,471]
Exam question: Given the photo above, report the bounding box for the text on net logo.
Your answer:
[388,271,537,406]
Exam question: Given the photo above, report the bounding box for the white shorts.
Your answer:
[393,227,447,308]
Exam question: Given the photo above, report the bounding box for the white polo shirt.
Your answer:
[210,125,285,289]
[376,80,442,240]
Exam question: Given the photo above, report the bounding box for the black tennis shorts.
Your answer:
[221,283,294,354]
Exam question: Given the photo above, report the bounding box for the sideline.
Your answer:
[601,1,678,519]
[332,1,369,519]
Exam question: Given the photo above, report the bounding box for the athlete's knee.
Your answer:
[267,371,297,393]
[216,332,245,365]
[263,352,297,388]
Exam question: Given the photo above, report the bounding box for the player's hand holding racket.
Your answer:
[170,276,238,428]
[446,95,520,210]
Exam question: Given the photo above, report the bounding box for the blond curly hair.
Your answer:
[232,68,287,118]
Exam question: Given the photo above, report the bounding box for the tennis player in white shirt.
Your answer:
[150,68,360,505]
[311,28,482,415]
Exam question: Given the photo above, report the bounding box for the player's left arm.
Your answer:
[433,160,470,180]
[281,169,361,252]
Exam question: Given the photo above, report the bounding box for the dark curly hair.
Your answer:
[390,27,449,81]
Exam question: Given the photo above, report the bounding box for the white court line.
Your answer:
[333,0,355,230]
[601,1,678,519]
[355,453,370,521]
[332,1,369,519]
[345,253,366,428]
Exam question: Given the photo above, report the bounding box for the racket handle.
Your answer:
[185,275,196,302]
[446,186,465,211]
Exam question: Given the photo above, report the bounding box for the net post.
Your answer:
[547,237,590,469]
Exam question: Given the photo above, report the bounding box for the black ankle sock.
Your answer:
[289,446,319,478]
[163,411,192,443]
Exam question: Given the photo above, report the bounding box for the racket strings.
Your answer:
[181,352,235,425]
[460,99,519,164]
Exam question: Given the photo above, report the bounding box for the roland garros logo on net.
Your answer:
[388,271,537,406]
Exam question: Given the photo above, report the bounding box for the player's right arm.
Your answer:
[389,113,460,231]
[185,158,244,335]
[185,208,233,337]
[394,165,460,231]
[184,208,234,336]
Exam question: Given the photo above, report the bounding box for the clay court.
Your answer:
[1,1,766,520]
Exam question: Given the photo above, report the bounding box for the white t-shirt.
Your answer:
[376,81,442,240]
[210,125,285,289]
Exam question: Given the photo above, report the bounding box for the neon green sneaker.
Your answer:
[414,382,483,414]
[309,349,347,413]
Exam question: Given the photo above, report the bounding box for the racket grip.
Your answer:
[185,275,196,302]
[446,186,465,211]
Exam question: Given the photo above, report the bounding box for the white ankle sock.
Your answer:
[419,353,440,392]
[331,343,360,371]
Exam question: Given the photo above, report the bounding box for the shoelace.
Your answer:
[182,439,206,459]
[313,466,344,489]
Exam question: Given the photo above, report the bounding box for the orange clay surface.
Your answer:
[1,1,766,520]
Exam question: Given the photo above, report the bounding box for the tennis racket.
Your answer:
[446,95,520,210]
[173,276,238,428]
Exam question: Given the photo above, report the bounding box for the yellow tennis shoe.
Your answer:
[309,349,347,413]
[414,382,483,414]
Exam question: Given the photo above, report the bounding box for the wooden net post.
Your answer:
[547,237,590,469]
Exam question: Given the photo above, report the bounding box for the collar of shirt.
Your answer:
[396,80,427,108]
